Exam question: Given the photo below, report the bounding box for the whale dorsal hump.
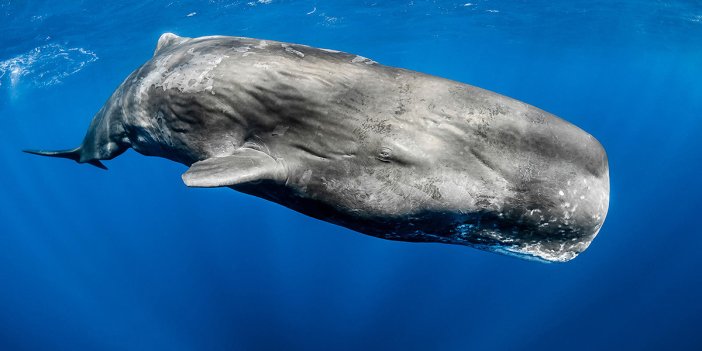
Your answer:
[182,148,287,188]
[154,32,190,56]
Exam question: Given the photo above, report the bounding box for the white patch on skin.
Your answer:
[232,46,250,53]
[455,223,476,238]
[255,40,269,49]
[272,125,289,136]
[558,190,565,196]
[299,169,313,191]
[281,44,305,58]
[136,53,228,104]
[351,55,377,65]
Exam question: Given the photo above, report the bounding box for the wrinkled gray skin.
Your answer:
[27,33,609,262]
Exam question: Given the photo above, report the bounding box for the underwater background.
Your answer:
[1,1,701,350]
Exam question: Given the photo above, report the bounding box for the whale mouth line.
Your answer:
[23,148,108,170]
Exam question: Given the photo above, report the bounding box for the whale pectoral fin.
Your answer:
[181,148,286,188]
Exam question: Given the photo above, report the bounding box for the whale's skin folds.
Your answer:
[42,34,610,262]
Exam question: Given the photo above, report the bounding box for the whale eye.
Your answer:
[376,147,393,162]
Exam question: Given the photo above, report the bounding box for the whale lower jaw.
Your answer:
[437,239,590,263]
[475,226,601,262]
[385,230,594,263]
[489,242,588,263]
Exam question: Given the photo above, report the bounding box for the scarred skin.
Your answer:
[28,33,609,262]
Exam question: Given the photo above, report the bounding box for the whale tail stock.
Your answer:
[23,148,108,170]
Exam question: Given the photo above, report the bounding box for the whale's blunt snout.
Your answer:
[23,148,108,170]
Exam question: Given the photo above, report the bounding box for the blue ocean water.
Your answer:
[1,0,701,350]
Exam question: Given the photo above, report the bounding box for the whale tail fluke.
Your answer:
[23,148,108,170]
